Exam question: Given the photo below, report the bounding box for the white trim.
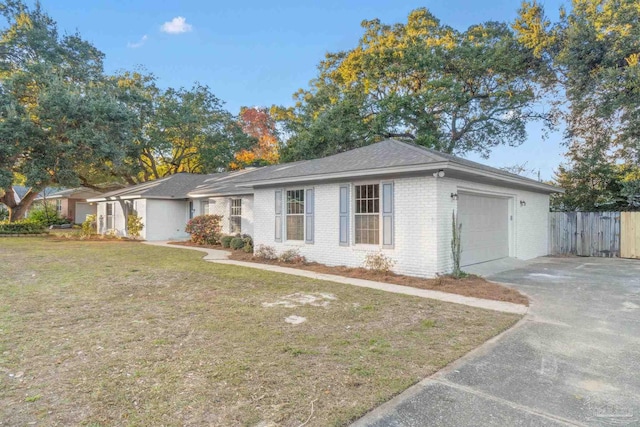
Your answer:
[352,181,383,247]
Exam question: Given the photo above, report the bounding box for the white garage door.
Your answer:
[458,193,509,266]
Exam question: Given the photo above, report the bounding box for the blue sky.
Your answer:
[38,0,568,180]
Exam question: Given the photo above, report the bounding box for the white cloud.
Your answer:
[160,16,193,34]
[127,34,148,49]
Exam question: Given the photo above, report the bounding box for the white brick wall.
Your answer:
[253,177,438,278]
[253,175,551,278]
[208,195,254,236]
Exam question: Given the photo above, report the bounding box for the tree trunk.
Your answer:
[0,186,41,222]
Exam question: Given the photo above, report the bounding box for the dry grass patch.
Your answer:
[0,239,520,426]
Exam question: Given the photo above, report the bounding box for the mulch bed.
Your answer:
[170,241,529,306]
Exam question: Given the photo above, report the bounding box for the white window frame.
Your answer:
[230,198,242,234]
[55,199,62,215]
[201,200,209,215]
[353,182,381,246]
[105,202,115,231]
[285,189,305,242]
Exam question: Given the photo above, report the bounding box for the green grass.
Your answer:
[0,238,520,426]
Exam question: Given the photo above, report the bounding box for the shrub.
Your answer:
[254,244,277,260]
[0,219,46,235]
[127,214,144,239]
[230,237,245,250]
[81,214,96,237]
[241,234,253,253]
[27,202,69,226]
[221,235,233,248]
[278,248,307,264]
[185,214,223,245]
[363,251,395,273]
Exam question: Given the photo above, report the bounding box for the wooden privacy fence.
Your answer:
[621,212,640,259]
[549,211,640,258]
[549,212,621,257]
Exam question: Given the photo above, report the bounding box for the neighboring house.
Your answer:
[34,187,103,223]
[90,139,562,277]
[87,174,214,241]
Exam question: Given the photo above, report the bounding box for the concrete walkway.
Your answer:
[143,241,528,315]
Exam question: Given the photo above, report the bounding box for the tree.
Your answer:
[0,1,139,221]
[141,83,253,179]
[275,8,553,162]
[231,106,279,169]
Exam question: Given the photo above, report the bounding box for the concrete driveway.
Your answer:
[353,257,640,426]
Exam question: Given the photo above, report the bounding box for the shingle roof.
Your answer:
[88,173,211,201]
[88,139,560,200]
[188,169,261,197]
[231,139,556,191]
[37,187,103,200]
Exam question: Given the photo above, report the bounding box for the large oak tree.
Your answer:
[275,8,553,161]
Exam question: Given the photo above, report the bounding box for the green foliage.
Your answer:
[185,214,223,245]
[230,237,245,250]
[81,214,96,237]
[0,219,46,234]
[241,235,253,253]
[221,235,233,248]
[27,202,68,226]
[0,208,7,221]
[126,213,144,239]
[254,244,277,260]
[278,248,306,264]
[451,211,463,278]
[141,83,254,178]
[515,1,640,202]
[362,251,395,273]
[275,8,552,162]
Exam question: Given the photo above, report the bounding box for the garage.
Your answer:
[458,193,510,266]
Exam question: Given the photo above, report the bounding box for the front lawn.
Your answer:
[0,238,520,426]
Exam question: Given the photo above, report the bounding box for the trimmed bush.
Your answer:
[0,220,47,235]
[254,244,277,260]
[363,251,395,273]
[221,235,233,248]
[241,234,253,253]
[230,237,245,250]
[278,248,306,264]
[81,215,96,237]
[127,214,144,239]
[185,214,223,245]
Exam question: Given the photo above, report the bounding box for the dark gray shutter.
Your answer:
[274,190,282,242]
[381,181,394,248]
[339,185,350,246]
[305,188,314,244]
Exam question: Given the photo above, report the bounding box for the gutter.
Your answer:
[234,161,562,194]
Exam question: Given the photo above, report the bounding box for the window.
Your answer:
[354,184,379,244]
[230,198,242,233]
[55,200,62,214]
[188,201,194,219]
[286,189,304,240]
[201,201,209,215]
[106,203,114,231]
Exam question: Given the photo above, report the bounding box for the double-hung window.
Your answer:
[354,184,380,244]
[201,201,209,215]
[55,200,62,215]
[230,199,242,233]
[106,203,114,231]
[286,189,304,241]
